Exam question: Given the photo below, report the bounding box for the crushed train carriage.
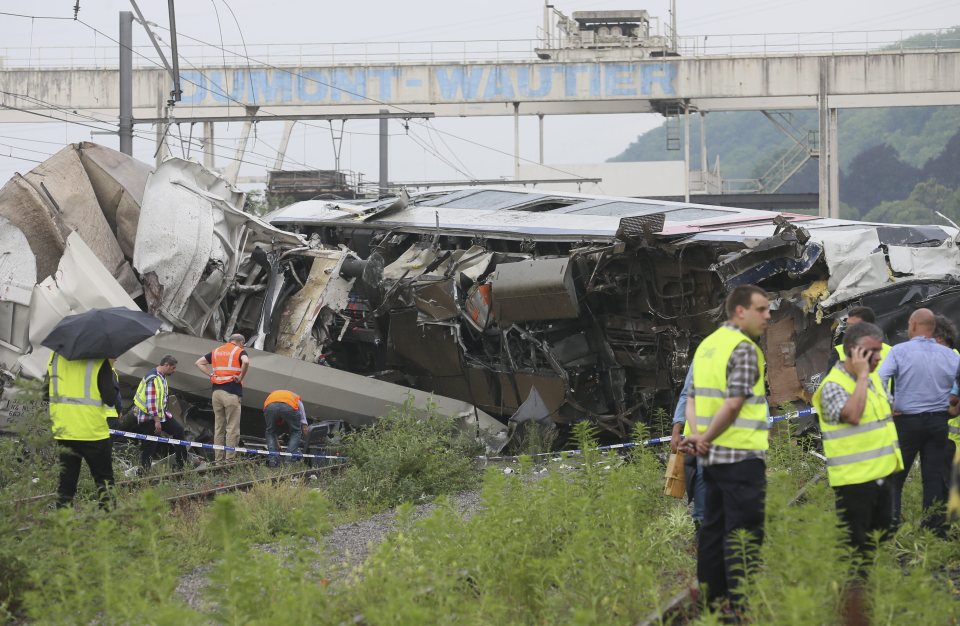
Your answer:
[2,142,960,445]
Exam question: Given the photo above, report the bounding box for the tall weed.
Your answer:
[328,396,482,512]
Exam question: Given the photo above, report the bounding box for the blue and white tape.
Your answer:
[111,407,819,463]
[109,429,347,460]
[478,407,818,462]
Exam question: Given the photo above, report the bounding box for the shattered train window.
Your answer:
[567,202,733,222]
[419,190,532,210]
[566,201,673,216]
[661,207,734,222]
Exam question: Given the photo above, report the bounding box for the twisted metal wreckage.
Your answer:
[2,142,960,450]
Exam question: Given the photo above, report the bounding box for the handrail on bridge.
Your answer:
[0,28,956,70]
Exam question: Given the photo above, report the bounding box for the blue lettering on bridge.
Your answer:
[179,62,677,106]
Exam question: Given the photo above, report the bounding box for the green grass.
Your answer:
[0,387,958,624]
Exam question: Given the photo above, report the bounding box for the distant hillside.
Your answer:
[608,27,960,218]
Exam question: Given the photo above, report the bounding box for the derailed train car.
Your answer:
[264,188,960,437]
[2,142,960,444]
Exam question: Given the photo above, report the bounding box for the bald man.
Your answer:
[878,308,959,534]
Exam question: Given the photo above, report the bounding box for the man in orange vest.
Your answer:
[263,390,309,467]
[195,334,250,462]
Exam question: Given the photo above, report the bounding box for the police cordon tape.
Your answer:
[477,407,818,461]
[109,407,818,464]
[108,429,347,460]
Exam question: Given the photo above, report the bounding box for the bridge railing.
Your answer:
[0,28,956,69]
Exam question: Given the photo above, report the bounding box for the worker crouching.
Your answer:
[263,389,308,467]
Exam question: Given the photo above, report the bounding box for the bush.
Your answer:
[328,396,483,512]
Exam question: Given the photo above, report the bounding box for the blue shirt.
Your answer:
[877,336,959,414]
[672,367,694,425]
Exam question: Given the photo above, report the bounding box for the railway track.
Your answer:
[164,463,346,506]
[6,458,260,507]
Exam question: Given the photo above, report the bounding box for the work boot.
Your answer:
[840,581,869,626]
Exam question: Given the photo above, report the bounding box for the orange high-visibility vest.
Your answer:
[210,343,244,385]
[264,390,300,410]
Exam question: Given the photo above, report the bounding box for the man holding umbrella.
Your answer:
[42,307,162,508]
[48,352,120,508]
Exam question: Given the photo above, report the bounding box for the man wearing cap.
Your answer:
[195,334,250,462]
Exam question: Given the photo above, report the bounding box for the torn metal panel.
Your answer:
[820,253,891,308]
[490,258,579,324]
[133,158,301,337]
[388,309,463,375]
[814,228,882,292]
[18,232,140,378]
[887,245,960,277]
[0,175,68,282]
[273,250,356,360]
[24,145,141,297]
[414,279,458,321]
[713,223,821,287]
[0,218,37,370]
[452,246,494,282]
[383,244,438,280]
[77,141,152,260]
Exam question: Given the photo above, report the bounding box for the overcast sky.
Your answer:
[0,0,958,189]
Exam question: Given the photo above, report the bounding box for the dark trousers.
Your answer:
[834,478,893,569]
[698,458,766,610]
[892,414,949,530]
[134,418,188,470]
[945,439,957,491]
[56,438,115,509]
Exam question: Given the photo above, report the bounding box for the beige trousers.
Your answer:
[212,389,242,461]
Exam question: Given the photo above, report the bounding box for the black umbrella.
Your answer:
[41,307,163,360]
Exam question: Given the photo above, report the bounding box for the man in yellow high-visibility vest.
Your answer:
[812,321,903,560]
[684,284,771,616]
[48,352,120,508]
[826,306,892,372]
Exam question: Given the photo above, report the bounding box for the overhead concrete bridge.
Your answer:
[2,44,959,216]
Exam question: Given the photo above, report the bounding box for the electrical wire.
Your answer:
[116,19,591,180]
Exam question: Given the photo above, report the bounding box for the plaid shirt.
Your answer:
[691,323,766,466]
[819,363,892,425]
[136,370,169,423]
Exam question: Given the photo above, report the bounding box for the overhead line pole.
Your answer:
[119,11,133,155]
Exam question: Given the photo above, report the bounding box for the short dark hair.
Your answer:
[846,306,876,324]
[724,285,769,319]
[159,354,178,366]
[842,321,884,356]
[934,314,957,349]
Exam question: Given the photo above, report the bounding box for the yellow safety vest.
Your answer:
[133,370,168,417]
[834,342,891,366]
[692,326,769,450]
[48,353,110,441]
[104,364,120,418]
[811,365,904,487]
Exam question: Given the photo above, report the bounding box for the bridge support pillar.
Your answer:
[817,59,841,218]
[829,108,839,218]
[119,11,133,156]
[683,103,690,203]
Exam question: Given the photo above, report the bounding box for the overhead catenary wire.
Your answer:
[88,17,591,181]
[2,10,600,182]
